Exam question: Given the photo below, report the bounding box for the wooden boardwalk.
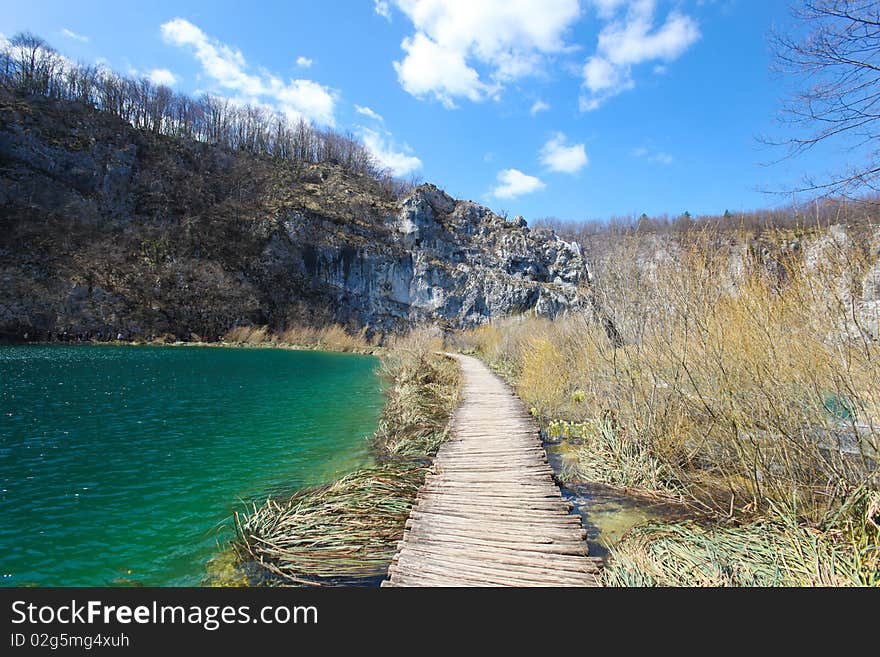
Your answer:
[383,353,601,587]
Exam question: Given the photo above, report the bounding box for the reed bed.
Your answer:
[456,224,880,585]
[225,329,461,585]
[603,488,879,587]
[372,331,461,459]
[232,464,424,584]
[222,323,374,352]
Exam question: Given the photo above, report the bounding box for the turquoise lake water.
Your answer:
[0,345,384,586]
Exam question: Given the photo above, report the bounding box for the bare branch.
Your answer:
[771,1,880,195]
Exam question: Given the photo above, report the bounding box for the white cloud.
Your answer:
[361,128,422,177]
[582,55,619,92]
[374,1,392,20]
[61,28,89,43]
[355,105,384,122]
[539,132,588,173]
[580,0,700,110]
[296,56,313,68]
[492,168,546,199]
[394,32,488,108]
[599,6,700,65]
[160,18,336,125]
[275,80,337,125]
[392,0,580,106]
[147,68,178,86]
[529,99,550,115]
[632,146,672,164]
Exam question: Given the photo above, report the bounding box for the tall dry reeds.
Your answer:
[460,225,880,521]
[372,329,460,459]
[222,323,374,352]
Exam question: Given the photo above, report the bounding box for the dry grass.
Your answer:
[460,227,880,518]
[223,325,271,345]
[457,225,880,585]
[372,329,461,459]
[603,488,879,587]
[232,464,424,584]
[222,323,374,353]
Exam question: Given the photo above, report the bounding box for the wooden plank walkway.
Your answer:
[383,353,602,587]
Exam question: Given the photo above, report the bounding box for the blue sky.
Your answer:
[0,0,845,222]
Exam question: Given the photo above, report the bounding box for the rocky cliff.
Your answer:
[0,92,588,341]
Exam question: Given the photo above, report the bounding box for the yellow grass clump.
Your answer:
[222,323,374,352]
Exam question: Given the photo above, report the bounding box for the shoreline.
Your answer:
[1,338,382,357]
[1,341,385,587]
[210,332,461,586]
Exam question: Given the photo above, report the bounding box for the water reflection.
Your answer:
[544,438,691,560]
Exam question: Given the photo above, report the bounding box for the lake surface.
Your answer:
[0,345,384,586]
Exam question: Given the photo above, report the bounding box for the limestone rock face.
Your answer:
[278,184,588,331]
[0,93,588,340]
[857,229,880,341]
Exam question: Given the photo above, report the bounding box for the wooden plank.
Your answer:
[395,550,597,582]
[393,554,596,587]
[397,542,596,570]
[403,519,587,546]
[391,558,592,587]
[402,527,590,555]
[413,497,570,511]
[407,509,584,531]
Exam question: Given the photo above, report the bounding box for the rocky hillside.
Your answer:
[0,92,588,341]
[582,223,880,345]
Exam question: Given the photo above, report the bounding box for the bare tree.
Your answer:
[0,31,400,184]
[771,1,880,195]
[6,32,63,96]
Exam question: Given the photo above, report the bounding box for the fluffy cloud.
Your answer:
[160,18,336,125]
[274,80,337,125]
[389,1,697,111]
[394,32,488,107]
[392,0,580,106]
[361,128,422,177]
[492,168,546,199]
[296,56,313,68]
[580,0,700,110]
[540,132,588,173]
[355,105,384,122]
[147,68,178,86]
[61,28,89,42]
[529,99,550,115]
